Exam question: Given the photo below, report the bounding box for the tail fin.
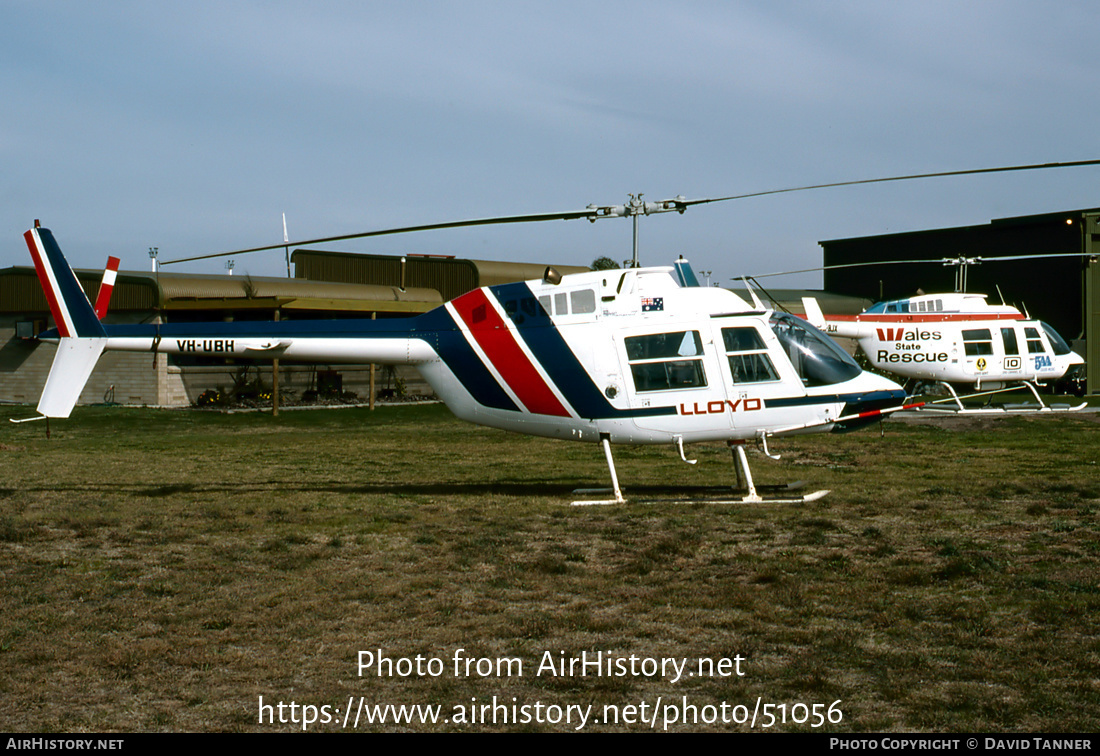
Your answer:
[24,227,108,418]
[801,296,827,330]
[24,227,107,338]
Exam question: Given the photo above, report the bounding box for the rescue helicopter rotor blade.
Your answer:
[745,251,1098,281]
[160,158,1100,266]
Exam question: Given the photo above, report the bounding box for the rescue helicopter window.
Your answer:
[538,295,551,313]
[625,331,708,392]
[722,327,779,384]
[1000,328,1019,356]
[555,292,569,315]
[962,329,993,356]
[1040,322,1072,356]
[571,289,596,314]
[767,313,861,387]
[1024,327,1045,354]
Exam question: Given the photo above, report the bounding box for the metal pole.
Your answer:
[632,213,639,268]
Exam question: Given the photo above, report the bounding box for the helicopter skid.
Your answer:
[570,484,830,506]
[570,489,626,507]
[915,402,1087,415]
[907,381,1088,415]
[572,436,831,506]
[636,485,830,505]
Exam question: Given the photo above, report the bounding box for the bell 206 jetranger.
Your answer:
[804,291,1085,410]
[24,225,908,504]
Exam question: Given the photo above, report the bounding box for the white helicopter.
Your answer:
[22,223,910,505]
[19,160,1100,501]
[799,258,1086,412]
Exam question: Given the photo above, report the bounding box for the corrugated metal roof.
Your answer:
[0,266,440,314]
[151,271,439,304]
[467,258,588,287]
[292,248,589,299]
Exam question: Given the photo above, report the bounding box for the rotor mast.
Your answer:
[584,194,686,267]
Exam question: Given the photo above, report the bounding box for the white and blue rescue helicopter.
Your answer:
[802,290,1085,411]
[21,223,911,505]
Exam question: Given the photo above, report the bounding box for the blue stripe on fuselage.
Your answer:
[488,282,675,420]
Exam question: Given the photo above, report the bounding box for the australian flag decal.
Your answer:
[641,296,664,312]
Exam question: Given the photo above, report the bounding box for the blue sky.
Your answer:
[4,1,1099,286]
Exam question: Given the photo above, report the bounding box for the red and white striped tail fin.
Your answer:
[94,256,120,320]
[21,226,109,418]
[24,226,106,339]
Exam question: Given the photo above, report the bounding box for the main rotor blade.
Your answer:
[163,158,1100,265]
[681,159,1100,208]
[161,208,600,265]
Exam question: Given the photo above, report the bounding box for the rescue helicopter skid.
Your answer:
[20,224,911,506]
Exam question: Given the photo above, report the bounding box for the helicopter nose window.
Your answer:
[1039,322,1072,356]
[768,313,861,387]
[625,331,708,392]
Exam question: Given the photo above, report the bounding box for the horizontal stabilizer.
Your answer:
[37,338,107,418]
[241,341,292,354]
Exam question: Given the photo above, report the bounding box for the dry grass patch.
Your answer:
[0,405,1097,732]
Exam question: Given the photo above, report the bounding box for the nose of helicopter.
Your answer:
[833,371,908,432]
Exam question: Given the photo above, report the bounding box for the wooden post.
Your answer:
[272,309,280,417]
[369,311,376,411]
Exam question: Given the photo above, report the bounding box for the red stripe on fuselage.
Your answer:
[450,289,570,417]
[24,229,70,337]
[829,313,1024,323]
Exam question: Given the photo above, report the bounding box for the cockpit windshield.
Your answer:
[769,312,862,386]
[1040,322,1073,356]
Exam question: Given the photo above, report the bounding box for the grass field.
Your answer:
[1,403,1098,732]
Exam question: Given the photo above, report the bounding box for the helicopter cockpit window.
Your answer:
[767,313,861,387]
[625,331,707,392]
[722,327,779,384]
[962,329,993,356]
[1024,327,1046,354]
[1039,322,1072,356]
